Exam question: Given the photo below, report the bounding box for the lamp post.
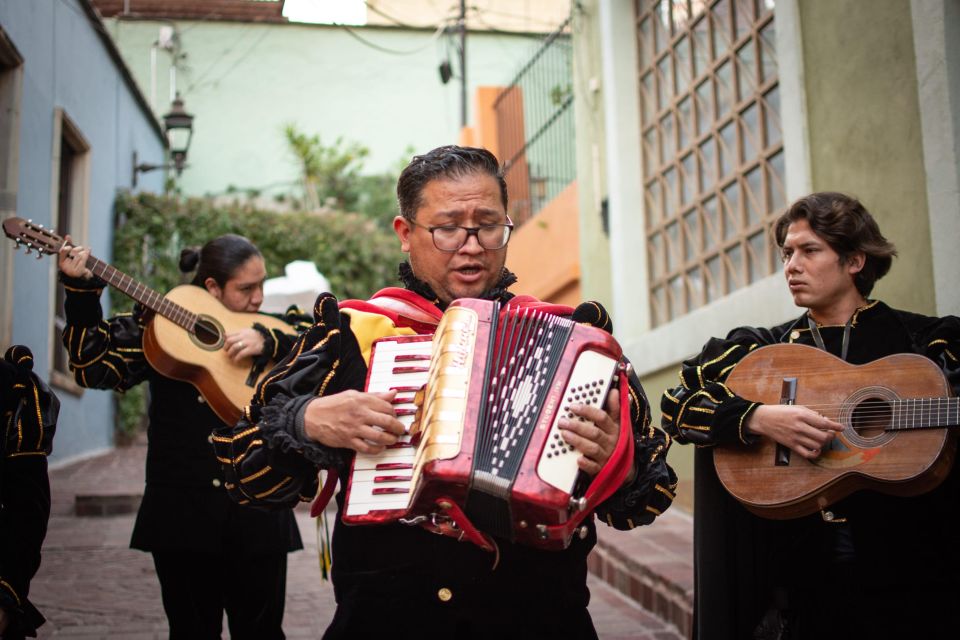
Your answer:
[133,95,194,187]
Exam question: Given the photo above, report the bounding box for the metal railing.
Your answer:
[493,15,575,226]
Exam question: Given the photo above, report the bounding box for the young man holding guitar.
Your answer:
[58,234,310,640]
[662,192,960,639]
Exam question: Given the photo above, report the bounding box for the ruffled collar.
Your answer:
[397,261,517,310]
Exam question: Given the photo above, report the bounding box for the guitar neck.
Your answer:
[86,256,198,332]
[893,397,960,430]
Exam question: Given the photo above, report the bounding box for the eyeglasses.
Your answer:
[411,220,514,252]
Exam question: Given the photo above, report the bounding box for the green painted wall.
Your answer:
[800,0,934,314]
[106,19,554,200]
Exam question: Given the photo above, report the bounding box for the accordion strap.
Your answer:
[585,368,636,508]
[421,497,496,552]
[310,467,340,518]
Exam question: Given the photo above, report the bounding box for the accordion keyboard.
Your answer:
[345,337,433,517]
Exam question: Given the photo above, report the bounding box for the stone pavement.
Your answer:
[31,443,692,639]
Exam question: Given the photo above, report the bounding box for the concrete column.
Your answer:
[911,0,960,316]
[598,0,649,338]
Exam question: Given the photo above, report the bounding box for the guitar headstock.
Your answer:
[3,217,65,259]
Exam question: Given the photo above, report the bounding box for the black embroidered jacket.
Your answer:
[213,268,677,631]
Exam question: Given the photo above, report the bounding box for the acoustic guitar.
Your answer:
[4,216,294,424]
[714,342,958,519]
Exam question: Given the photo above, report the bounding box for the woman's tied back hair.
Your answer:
[179,234,262,287]
[396,145,508,221]
[774,191,897,297]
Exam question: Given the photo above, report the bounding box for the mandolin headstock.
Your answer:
[3,216,65,259]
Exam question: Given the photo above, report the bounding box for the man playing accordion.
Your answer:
[213,145,676,638]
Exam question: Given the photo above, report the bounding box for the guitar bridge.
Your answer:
[775,377,797,466]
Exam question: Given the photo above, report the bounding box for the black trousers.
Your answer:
[322,587,598,640]
[152,550,287,640]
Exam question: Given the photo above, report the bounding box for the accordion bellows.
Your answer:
[343,298,635,550]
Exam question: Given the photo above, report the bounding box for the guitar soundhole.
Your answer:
[193,317,223,348]
[851,398,892,438]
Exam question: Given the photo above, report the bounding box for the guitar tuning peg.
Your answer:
[35,251,43,259]
[23,247,31,255]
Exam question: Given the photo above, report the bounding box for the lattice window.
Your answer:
[638,0,783,326]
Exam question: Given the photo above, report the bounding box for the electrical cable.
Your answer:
[192,27,272,92]
[335,20,449,56]
[182,24,255,93]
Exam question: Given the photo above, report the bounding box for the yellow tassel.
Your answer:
[315,471,334,582]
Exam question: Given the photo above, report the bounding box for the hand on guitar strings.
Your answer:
[746,404,844,459]
[303,389,407,454]
[57,235,93,280]
[558,389,622,477]
[224,328,266,361]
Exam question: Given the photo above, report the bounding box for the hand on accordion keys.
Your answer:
[302,389,408,454]
[558,387,629,479]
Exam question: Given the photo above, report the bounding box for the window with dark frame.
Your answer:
[638,0,783,326]
[51,114,89,385]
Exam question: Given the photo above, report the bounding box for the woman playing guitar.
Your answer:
[661,193,960,639]
[58,235,310,640]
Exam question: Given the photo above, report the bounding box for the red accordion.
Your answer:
[342,298,635,550]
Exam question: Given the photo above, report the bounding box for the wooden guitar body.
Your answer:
[715,343,957,519]
[142,285,293,425]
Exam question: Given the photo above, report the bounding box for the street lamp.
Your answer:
[132,95,194,187]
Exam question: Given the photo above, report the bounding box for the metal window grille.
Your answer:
[494,16,575,227]
[639,0,784,326]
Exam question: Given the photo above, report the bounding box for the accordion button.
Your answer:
[437,587,453,602]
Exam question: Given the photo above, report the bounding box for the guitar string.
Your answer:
[752,400,957,411]
[743,399,959,429]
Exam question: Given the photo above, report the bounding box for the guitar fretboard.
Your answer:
[86,256,198,332]
[891,397,960,430]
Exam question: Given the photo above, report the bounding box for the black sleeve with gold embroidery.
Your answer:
[60,273,150,391]
[1,346,60,638]
[213,294,363,508]
[661,326,778,446]
[571,302,677,529]
[910,313,960,396]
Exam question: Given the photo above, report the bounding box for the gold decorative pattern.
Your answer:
[0,579,21,604]
[737,402,759,444]
[240,465,273,484]
[254,476,292,499]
